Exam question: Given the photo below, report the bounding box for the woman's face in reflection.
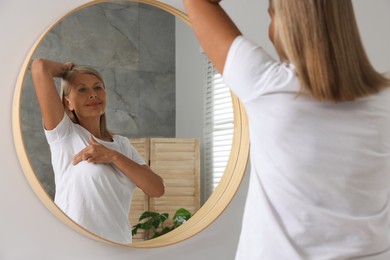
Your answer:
[65,73,107,120]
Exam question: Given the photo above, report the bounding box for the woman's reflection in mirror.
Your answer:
[31,59,165,244]
[184,0,390,259]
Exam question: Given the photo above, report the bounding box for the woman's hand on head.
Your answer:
[57,61,75,78]
[63,62,75,75]
[72,135,116,165]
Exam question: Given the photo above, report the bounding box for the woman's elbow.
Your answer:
[149,178,165,198]
[154,181,165,198]
[31,58,45,74]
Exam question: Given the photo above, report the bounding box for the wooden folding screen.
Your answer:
[128,138,200,242]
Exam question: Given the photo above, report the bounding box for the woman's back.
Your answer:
[249,81,390,215]
[225,36,390,259]
[243,86,390,259]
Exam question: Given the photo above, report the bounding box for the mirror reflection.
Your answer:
[20,1,233,244]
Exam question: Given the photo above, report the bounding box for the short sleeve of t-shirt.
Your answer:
[115,135,146,166]
[44,114,74,144]
[223,35,299,103]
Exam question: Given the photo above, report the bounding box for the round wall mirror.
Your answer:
[12,0,249,247]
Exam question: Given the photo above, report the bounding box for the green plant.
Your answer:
[132,208,192,239]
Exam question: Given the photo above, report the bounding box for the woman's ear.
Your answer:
[64,97,74,111]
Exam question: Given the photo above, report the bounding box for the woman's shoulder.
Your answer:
[44,113,77,143]
[111,135,135,150]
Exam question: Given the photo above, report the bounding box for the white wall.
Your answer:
[1,1,389,260]
[175,18,208,202]
[175,18,204,140]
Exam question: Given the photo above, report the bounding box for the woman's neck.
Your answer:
[79,117,103,139]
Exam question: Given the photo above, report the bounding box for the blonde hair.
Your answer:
[270,0,390,102]
[61,66,113,139]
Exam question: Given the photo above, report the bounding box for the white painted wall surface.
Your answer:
[1,1,389,259]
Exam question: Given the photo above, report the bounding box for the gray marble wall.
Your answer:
[20,2,176,199]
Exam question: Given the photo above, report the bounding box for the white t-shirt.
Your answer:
[45,115,145,244]
[224,36,390,259]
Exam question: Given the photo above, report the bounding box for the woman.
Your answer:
[184,0,390,259]
[31,59,165,244]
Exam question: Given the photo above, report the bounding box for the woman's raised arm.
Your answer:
[31,58,74,130]
[183,0,241,74]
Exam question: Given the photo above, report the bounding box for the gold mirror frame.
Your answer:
[12,0,249,248]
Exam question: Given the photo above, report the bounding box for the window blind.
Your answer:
[204,58,234,199]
